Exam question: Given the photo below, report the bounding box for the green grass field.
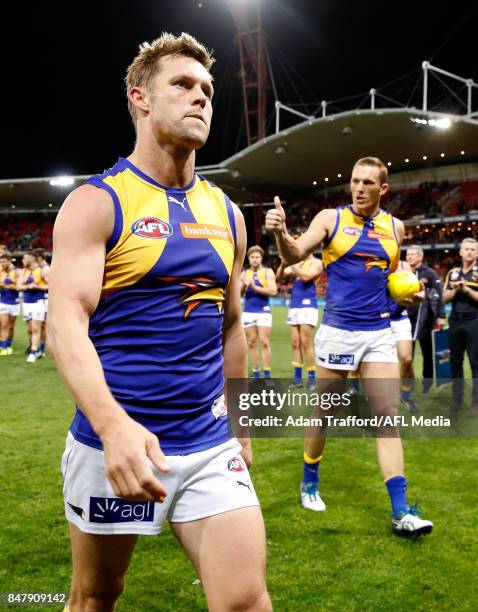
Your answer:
[1,308,478,611]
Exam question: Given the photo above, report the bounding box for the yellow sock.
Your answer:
[304,452,323,464]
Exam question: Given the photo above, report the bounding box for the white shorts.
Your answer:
[287,307,318,327]
[390,317,412,343]
[61,433,260,535]
[315,323,398,370]
[43,297,48,313]
[0,302,20,317]
[242,311,272,328]
[23,301,46,322]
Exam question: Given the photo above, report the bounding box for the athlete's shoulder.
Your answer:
[54,184,114,245]
[86,158,127,185]
[390,214,404,239]
[310,207,339,231]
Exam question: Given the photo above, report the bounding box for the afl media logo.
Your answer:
[131,217,173,239]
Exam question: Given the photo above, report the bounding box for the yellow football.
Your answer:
[387,270,421,303]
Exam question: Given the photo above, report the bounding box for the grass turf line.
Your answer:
[1,309,477,611]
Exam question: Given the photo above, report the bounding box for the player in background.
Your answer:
[33,248,50,358]
[405,245,446,393]
[18,252,45,363]
[266,156,433,536]
[388,261,421,413]
[0,251,19,355]
[276,247,323,387]
[241,245,277,378]
[49,33,271,612]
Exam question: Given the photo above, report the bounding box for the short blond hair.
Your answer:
[353,156,388,184]
[247,245,264,258]
[125,32,215,125]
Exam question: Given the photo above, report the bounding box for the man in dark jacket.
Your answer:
[406,245,446,393]
[443,238,478,413]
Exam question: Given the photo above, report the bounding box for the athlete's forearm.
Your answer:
[464,286,478,302]
[275,263,286,282]
[253,284,277,297]
[48,310,128,437]
[443,288,456,304]
[223,324,247,379]
[293,268,318,282]
[275,231,304,264]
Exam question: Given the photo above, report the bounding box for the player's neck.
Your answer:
[462,259,475,272]
[129,138,196,190]
[352,202,380,218]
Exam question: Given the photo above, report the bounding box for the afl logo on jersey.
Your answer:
[131,217,173,239]
[343,226,362,236]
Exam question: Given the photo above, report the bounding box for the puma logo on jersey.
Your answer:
[168,195,187,211]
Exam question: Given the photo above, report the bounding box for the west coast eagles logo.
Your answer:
[355,252,388,272]
[156,276,225,318]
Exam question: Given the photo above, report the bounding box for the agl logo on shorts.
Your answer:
[328,353,355,365]
[131,217,173,239]
[89,497,155,523]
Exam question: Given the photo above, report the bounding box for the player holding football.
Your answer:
[49,33,271,611]
[266,156,433,536]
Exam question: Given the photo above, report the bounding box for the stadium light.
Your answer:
[440,153,445,157]
[312,180,317,186]
[337,173,342,178]
[422,155,427,160]
[460,150,465,155]
[50,176,74,187]
[387,161,391,166]
[325,177,329,182]
[429,117,451,129]
[410,116,451,129]
[405,158,409,163]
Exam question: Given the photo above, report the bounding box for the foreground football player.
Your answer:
[266,156,433,537]
[49,33,271,611]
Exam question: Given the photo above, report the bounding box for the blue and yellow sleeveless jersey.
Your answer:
[322,205,400,331]
[243,267,271,313]
[22,267,44,304]
[290,258,318,308]
[0,268,19,304]
[38,264,49,298]
[388,298,408,321]
[70,157,237,455]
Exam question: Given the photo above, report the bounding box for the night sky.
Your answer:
[3,0,477,179]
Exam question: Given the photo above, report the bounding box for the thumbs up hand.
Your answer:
[265,196,286,234]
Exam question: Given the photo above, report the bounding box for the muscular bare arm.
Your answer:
[48,184,169,502]
[265,196,336,263]
[222,205,252,465]
[291,258,323,282]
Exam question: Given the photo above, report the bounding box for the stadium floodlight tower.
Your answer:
[225,0,268,146]
[225,0,270,245]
